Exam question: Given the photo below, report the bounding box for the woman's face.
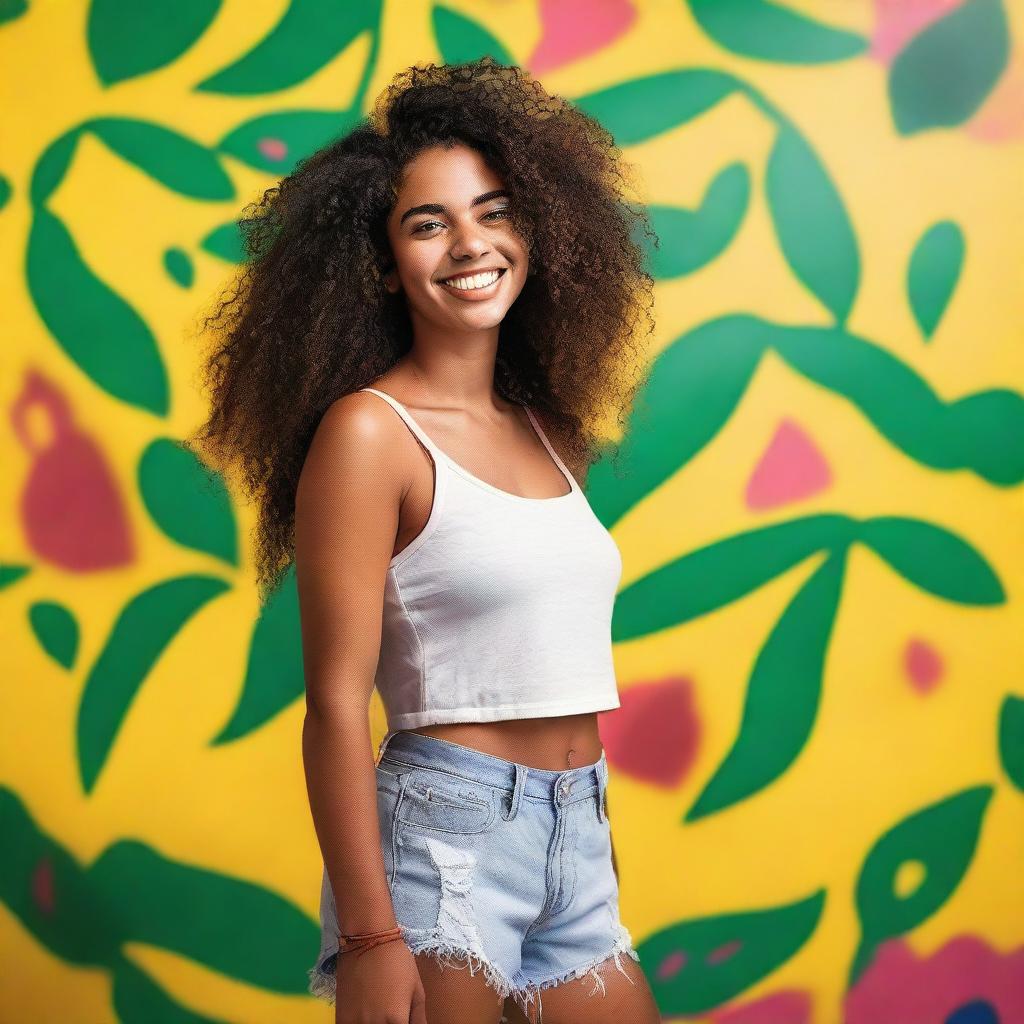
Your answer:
[383,142,529,331]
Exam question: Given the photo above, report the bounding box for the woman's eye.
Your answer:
[413,209,510,234]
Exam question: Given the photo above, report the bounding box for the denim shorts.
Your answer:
[308,729,640,1021]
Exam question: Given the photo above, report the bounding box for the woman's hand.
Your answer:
[335,938,427,1024]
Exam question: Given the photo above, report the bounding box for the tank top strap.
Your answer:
[522,405,580,494]
[357,388,445,459]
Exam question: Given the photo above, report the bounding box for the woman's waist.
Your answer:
[401,712,603,770]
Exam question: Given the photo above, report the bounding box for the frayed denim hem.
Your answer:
[306,922,525,1011]
[309,917,641,1022]
[513,918,641,1024]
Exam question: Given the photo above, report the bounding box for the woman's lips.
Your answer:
[437,267,507,300]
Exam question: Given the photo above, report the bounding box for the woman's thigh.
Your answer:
[414,949,506,1024]
[508,952,660,1024]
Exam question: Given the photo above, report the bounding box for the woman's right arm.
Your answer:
[294,392,425,1021]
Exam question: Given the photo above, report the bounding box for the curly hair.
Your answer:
[183,56,657,606]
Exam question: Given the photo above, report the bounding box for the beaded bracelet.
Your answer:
[337,925,404,958]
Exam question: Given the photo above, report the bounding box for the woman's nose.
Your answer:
[449,224,490,256]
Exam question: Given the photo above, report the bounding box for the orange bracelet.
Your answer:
[337,925,404,957]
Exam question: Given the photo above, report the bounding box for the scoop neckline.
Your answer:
[362,388,579,504]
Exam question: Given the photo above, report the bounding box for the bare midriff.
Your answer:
[402,713,604,771]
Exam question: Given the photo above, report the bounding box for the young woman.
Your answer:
[189,58,659,1024]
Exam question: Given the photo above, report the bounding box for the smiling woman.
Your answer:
[382,143,530,321]
[181,55,660,1024]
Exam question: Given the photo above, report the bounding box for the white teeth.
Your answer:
[443,269,501,290]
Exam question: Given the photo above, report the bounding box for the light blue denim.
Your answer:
[309,729,640,1021]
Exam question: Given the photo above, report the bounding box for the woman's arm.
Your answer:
[295,394,411,935]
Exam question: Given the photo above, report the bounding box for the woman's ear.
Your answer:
[383,267,401,294]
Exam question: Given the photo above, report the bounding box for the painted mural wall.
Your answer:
[3,1,1023,1021]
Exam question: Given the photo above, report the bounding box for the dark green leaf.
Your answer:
[889,0,1009,134]
[210,564,302,744]
[434,5,514,66]
[27,208,170,415]
[588,314,770,529]
[613,515,851,644]
[199,221,246,264]
[29,601,80,669]
[687,0,866,63]
[196,0,379,94]
[998,694,1024,792]
[765,126,859,324]
[638,889,825,1014]
[907,220,965,339]
[774,320,1024,486]
[850,786,993,987]
[574,69,737,146]
[78,575,230,793]
[217,107,363,174]
[163,247,194,286]
[92,839,319,993]
[88,0,221,86]
[643,163,750,279]
[688,548,847,820]
[138,439,238,565]
[88,117,234,200]
[858,517,1004,605]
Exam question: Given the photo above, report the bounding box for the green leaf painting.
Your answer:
[5,4,1021,1020]
[210,564,304,745]
[88,0,222,86]
[687,0,866,64]
[77,575,231,793]
[28,601,80,669]
[907,221,965,340]
[27,208,170,416]
[138,439,239,566]
[196,0,379,95]
[851,787,994,986]
[638,889,826,1014]
[888,0,1010,134]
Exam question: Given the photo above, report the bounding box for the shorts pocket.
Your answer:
[395,767,497,835]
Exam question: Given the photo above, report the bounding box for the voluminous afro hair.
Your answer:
[184,56,657,605]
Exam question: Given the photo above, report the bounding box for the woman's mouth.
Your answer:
[437,267,507,300]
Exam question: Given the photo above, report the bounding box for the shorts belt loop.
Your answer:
[504,763,528,821]
[597,753,609,823]
[375,729,396,767]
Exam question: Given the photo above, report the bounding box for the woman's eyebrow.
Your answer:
[399,189,510,225]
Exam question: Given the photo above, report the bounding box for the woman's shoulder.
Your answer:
[300,391,413,501]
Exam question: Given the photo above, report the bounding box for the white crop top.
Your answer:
[358,387,624,730]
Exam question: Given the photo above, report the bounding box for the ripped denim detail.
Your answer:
[310,854,641,1021]
[308,835,522,1007]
